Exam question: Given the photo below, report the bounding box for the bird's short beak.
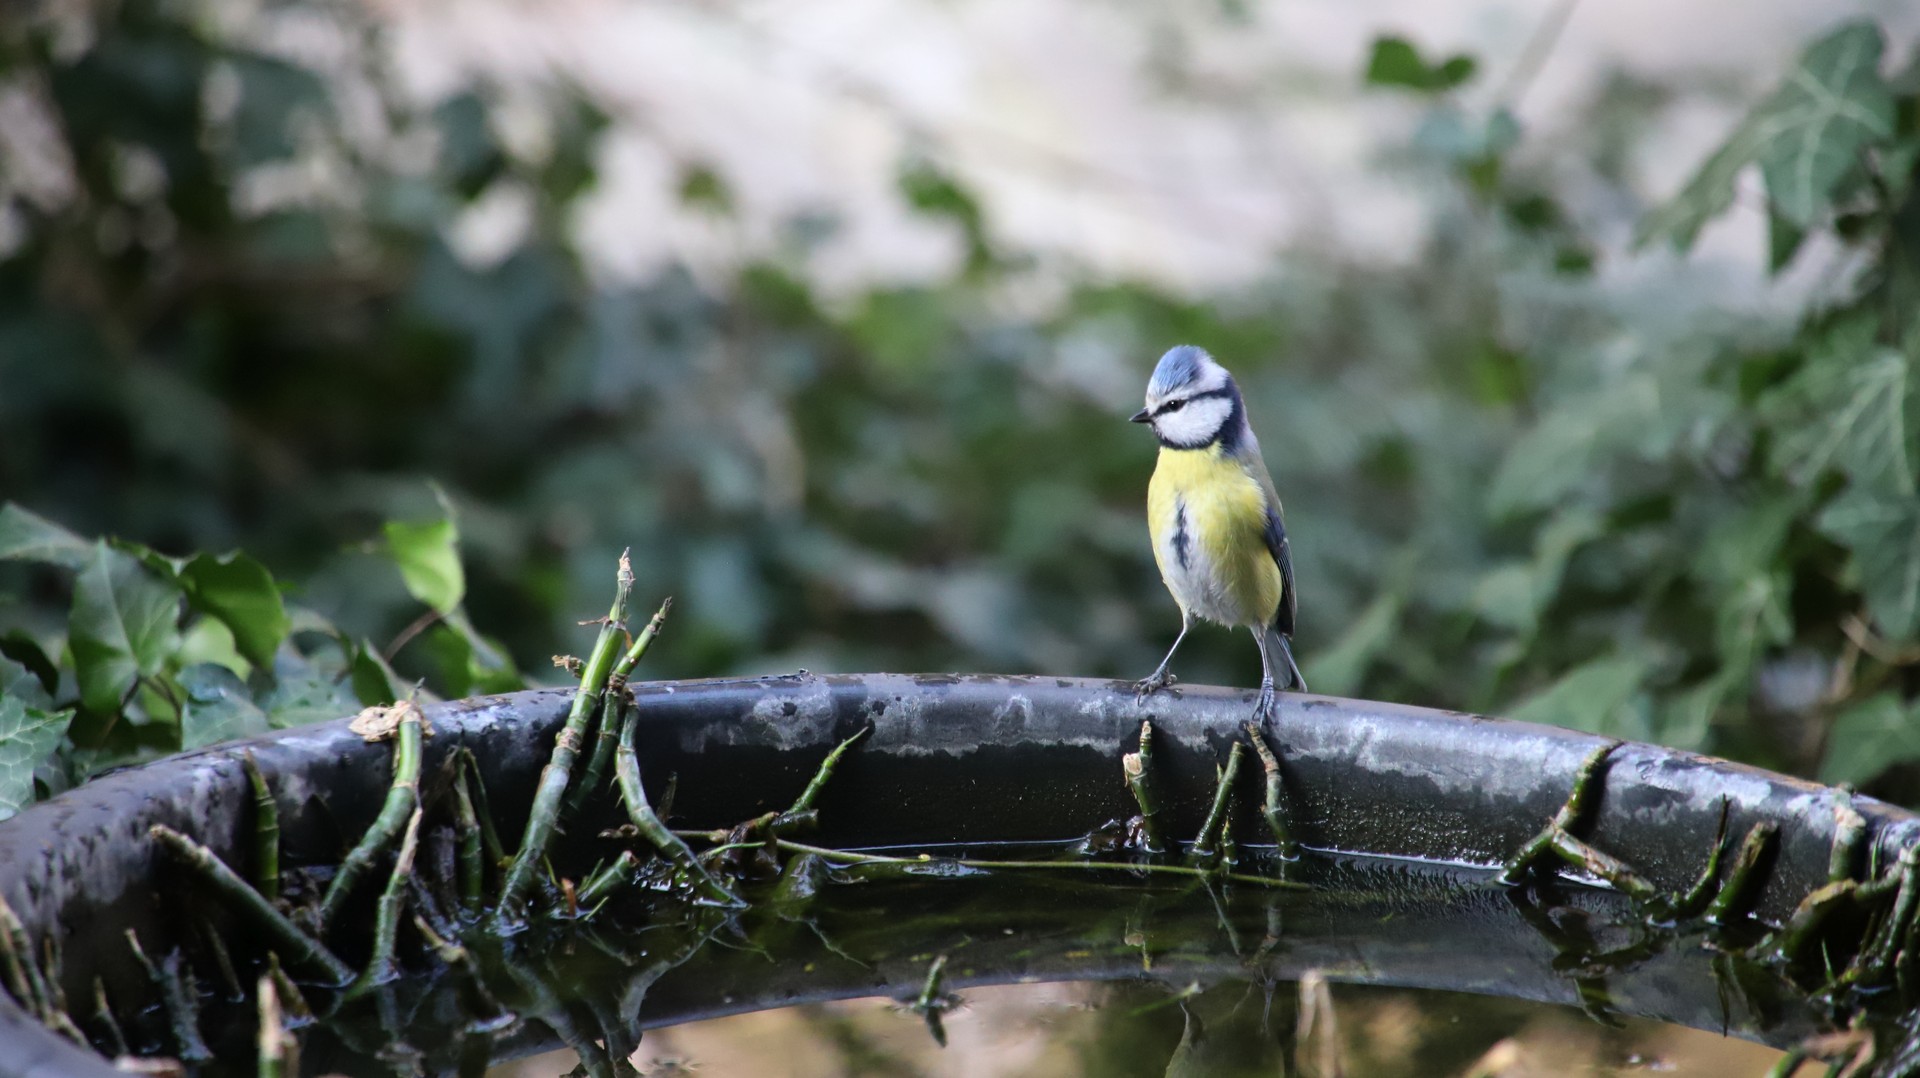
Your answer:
[1129,408,1151,424]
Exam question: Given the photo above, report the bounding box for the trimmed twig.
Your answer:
[1831,787,1867,884]
[0,895,47,1020]
[1243,723,1297,858]
[912,954,953,1048]
[1669,799,1732,920]
[787,726,873,818]
[257,974,296,1078]
[348,807,423,998]
[771,839,1308,890]
[158,949,212,1063]
[1498,742,1618,886]
[1544,832,1660,902]
[91,978,128,1058]
[409,915,512,1031]
[578,851,641,911]
[569,596,674,819]
[1189,742,1245,866]
[615,712,743,906]
[242,751,281,902]
[1123,720,1171,854]
[1767,880,1862,968]
[25,930,83,1046]
[454,748,507,868]
[319,699,425,928]
[149,825,352,985]
[265,954,313,1026]
[1706,823,1778,926]
[494,554,638,926]
[194,914,244,1002]
[452,768,485,920]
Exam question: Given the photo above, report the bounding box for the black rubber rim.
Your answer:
[0,675,1911,1076]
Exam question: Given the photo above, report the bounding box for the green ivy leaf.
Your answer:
[1303,587,1400,698]
[180,551,290,669]
[0,695,71,821]
[1765,316,1914,495]
[68,543,184,714]
[1471,509,1602,635]
[0,654,52,710]
[422,609,522,698]
[1639,20,1894,248]
[1507,653,1656,738]
[1364,36,1477,93]
[350,639,409,707]
[384,514,465,615]
[178,663,270,749]
[0,503,91,569]
[1817,489,1920,641]
[1820,693,1920,786]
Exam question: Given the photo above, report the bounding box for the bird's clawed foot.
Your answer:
[1253,681,1278,728]
[1133,670,1178,704]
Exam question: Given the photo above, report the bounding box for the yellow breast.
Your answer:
[1146,445,1282,626]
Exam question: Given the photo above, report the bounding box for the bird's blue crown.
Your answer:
[1148,345,1212,397]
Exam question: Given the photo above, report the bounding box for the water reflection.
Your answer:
[494,978,1786,1077]
[442,855,1807,1077]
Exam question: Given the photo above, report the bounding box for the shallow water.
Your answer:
[259,851,1824,1076]
[493,979,1788,1077]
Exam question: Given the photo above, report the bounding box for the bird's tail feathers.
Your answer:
[1276,633,1308,693]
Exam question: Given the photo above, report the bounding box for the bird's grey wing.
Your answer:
[1236,432,1297,637]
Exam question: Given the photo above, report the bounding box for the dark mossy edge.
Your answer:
[1,674,1915,1076]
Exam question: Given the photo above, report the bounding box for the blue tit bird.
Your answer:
[1130,345,1306,723]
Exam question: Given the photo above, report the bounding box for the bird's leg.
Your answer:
[1134,615,1192,702]
[1251,627,1279,726]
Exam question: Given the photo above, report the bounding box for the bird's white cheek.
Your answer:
[1154,398,1232,445]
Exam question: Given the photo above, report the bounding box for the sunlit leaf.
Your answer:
[181,551,290,669]
[385,513,465,615]
[68,543,183,714]
[1507,653,1656,738]
[0,696,70,821]
[1821,693,1920,786]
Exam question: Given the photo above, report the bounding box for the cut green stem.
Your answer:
[1670,799,1731,919]
[1706,823,1779,927]
[1497,742,1618,886]
[1829,787,1867,885]
[1189,741,1245,866]
[242,751,281,902]
[494,554,637,927]
[347,807,423,998]
[568,597,674,819]
[319,700,424,929]
[788,726,872,816]
[452,766,485,920]
[1123,720,1170,855]
[1243,723,1297,858]
[149,825,352,985]
[91,978,127,1058]
[257,974,295,1078]
[616,711,743,906]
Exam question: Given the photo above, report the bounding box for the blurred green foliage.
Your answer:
[1,3,1918,815]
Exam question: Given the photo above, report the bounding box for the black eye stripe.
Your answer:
[1153,387,1233,417]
